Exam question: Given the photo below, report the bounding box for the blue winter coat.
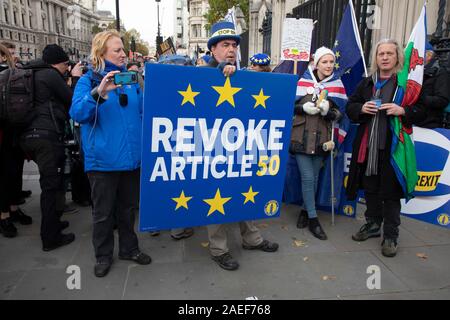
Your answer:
[69,61,143,172]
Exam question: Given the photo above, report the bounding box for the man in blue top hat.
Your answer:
[205,21,241,76]
[203,21,279,271]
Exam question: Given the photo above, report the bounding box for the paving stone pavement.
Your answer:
[1,162,449,300]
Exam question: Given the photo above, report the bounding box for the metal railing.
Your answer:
[260,10,272,56]
[291,0,374,63]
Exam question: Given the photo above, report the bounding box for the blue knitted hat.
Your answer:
[250,53,271,66]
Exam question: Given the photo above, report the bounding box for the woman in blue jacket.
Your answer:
[70,30,151,278]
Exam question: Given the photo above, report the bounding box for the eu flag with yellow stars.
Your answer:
[139,64,298,231]
[333,1,368,95]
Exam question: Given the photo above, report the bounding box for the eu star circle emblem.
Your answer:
[437,213,450,226]
[264,200,279,216]
[343,205,354,216]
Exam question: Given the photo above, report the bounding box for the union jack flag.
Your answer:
[296,66,349,145]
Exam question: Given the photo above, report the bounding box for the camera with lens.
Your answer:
[68,60,89,75]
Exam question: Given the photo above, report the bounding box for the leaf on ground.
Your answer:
[257,223,269,229]
[281,225,289,231]
[416,253,428,260]
[201,242,209,248]
[322,275,337,281]
[293,239,307,247]
[303,257,309,262]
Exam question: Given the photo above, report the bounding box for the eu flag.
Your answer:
[139,64,298,231]
[333,1,368,95]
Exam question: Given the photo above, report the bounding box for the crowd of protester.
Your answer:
[1,19,449,278]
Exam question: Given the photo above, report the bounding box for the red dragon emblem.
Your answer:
[409,48,424,72]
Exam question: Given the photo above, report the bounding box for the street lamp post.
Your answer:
[115,0,121,32]
[155,0,163,50]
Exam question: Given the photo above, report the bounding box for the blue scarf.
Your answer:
[102,60,126,74]
[88,60,126,86]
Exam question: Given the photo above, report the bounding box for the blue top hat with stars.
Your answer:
[250,53,271,66]
[207,21,241,50]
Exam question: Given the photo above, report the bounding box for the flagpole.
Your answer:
[331,122,335,226]
[349,0,368,77]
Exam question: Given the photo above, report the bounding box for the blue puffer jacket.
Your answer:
[69,61,143,172]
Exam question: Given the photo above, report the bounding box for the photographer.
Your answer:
[20,44,77,251]
[70,30,151,278]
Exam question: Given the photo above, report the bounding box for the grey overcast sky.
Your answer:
[97,0,175,47]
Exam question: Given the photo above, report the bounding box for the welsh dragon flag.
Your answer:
[391,5,427,200]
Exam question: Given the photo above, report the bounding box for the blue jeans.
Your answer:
[295,154,324,219]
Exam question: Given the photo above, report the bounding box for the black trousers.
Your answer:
[0,131,24,212]
[88,169,140,263]
[20,136,66,244]
[70,155,91,203]
[11,155,25,205]
[362,175,402,240]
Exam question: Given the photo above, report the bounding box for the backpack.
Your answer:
[0,67,35,128]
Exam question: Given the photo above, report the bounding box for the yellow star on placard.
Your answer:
[252,89,270,109]
[178,84,200,106]
[242,186,259,204]
[172,190,193,210]
[335,51,341,58]
[203,188,232,217]
[335,63,340,70]
[212,77,242,107]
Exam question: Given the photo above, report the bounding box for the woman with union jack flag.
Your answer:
[290,47,348,240]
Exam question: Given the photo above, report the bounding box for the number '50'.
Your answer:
[256,155,280,176]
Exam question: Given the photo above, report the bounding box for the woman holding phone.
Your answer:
[70,30,151,278]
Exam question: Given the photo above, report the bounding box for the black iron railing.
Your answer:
[291,0,374,63]
[260,10,272,55]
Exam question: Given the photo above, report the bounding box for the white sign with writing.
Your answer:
[281,18,314,61]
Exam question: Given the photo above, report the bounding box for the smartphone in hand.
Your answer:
[114,72,138,85]
[371,98,382,109]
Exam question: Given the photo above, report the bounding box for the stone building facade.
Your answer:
[187,0,210,58]
[0,0,100,62]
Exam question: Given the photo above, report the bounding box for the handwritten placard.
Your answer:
[281,18,314,61]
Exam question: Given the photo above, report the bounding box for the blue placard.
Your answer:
[401,127,450,228]
[139,64,298,231]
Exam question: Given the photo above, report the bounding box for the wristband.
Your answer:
[91,86,107,104]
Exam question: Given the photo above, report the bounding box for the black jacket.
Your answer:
[413,59,450,128]
[0,63,8,73]
[345,76,422,200]
[25,59,73,135]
